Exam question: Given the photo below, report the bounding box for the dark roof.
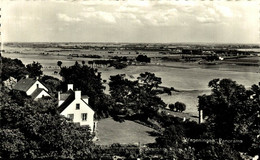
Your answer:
[58,91,94,113]
[60,93,70,100]
[60,89,74,100]
[58,92,75,113]
[13,78,36,92]
[82,95,89,99]
[31,88,50,99]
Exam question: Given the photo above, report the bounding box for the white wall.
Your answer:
[58,100,65,106]
[60,99,95,132]
[35,90,50,100]
[82,98,89,104]
[26,81,49,96]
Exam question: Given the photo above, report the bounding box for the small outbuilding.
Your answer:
[13,75,50,100]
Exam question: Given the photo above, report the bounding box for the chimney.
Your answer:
[67,84,73,91]
[25,75,29,79]
[75,90,81,99]
[58,91,61,101]
[199,110,204,124]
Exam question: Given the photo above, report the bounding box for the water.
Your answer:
[3,52,260,116]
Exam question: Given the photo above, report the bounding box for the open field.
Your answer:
[95,118,156,145]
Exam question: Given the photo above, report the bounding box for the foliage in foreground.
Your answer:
[0,89,93,159]
[155,79,259,159]
[198,79,259,155]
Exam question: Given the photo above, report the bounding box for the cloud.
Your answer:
[57,13,82,22]
[215,5,233,18]
[81,11,116,24]
[196,16,220,24]
[2,0,259,43]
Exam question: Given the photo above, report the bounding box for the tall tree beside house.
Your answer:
[26,61,43,78]
[198,79,259,156]
[59,62,110,118]
[2,57,29,81]
[0,89,93,159]
[109,73,166,121]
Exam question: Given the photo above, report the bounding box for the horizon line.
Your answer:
[2,41,260,45]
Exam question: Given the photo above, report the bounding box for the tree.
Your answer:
[156,124,185,148]
[136,55,151,63]
[198,79,259,156]
[40,75,61,95]
[57,61,62,68]
[138,72,162,90]
[110,61,127,69]
[2,57,29,81]
[59,63,110,118]
[82,60,86,66]
[88,61,94,68]
[0,129,26,159]
[109,73,166,121]
[0,89,93,159]
[26,61,43,78]
[175,101,186,112]
[169,104,175,111]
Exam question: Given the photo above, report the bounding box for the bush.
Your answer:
[174,102,186,112]
[169,104,175,111]
[111,61,127,69]
[136,55,151,63]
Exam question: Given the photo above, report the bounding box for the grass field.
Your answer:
[95,118,156,145]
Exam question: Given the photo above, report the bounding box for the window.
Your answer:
[76,103,80,110]
[67,114,74,121]
[82,113,87,121]
[36,84,39,88]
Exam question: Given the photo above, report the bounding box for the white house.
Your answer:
[57,84,95,132]
[13,75,50,100]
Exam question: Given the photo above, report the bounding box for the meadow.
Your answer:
[95,118,155,145]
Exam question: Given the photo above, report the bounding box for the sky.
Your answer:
[1,0,260,44]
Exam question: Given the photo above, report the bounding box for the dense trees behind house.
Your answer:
[2,57,43,81]
[59,62,111,118]
[2,57,29,81]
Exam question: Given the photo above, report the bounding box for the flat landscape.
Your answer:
[3,45,260,116]
[2,1,260,158]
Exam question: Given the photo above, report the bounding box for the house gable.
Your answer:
[26,80,49,95]
[60,98,94,131]
[13,78,49,96]
[31,88,50,100]
[57,84,95,132]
